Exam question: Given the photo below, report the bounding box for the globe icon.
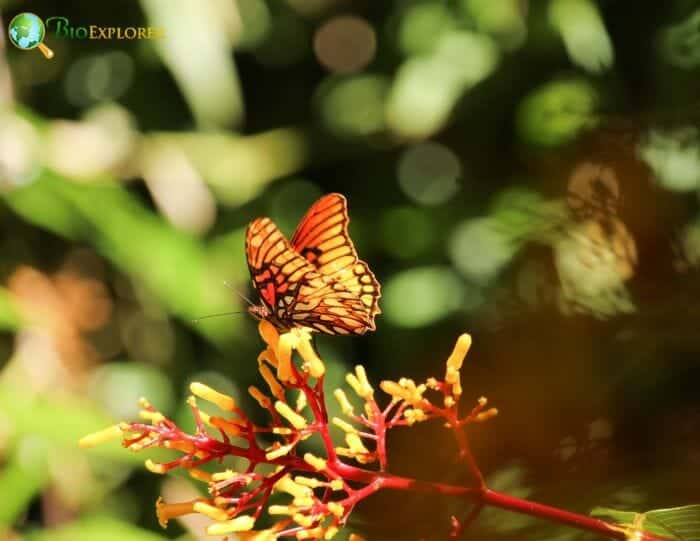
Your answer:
[7,12,53,58]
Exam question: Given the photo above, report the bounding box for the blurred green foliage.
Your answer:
[1,0,700,540]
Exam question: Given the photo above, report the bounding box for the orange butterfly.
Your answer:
[245,193,381,335]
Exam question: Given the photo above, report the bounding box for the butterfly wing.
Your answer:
[290,193,381,325]
[246,216,375,335]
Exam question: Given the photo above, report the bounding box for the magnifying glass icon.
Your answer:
[7,12,55,59]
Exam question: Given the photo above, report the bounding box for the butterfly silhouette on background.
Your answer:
[245,193,381,335]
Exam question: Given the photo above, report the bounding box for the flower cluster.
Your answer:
[80,321,496,539]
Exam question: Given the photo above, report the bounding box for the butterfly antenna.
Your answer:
[192,311,243,323]
[223,280,256,307]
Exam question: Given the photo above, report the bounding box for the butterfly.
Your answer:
[245,193,381,335]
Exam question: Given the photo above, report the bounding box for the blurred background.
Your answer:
[1,0,700,540]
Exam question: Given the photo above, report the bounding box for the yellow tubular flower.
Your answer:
[78,424,122,448]
[188,468,212,482]
[446,333,472,371]
[259,364,286,400]
[268,504,295,515]
[155,497,197,528]
[332,417,357,434]
[353,365,374,398]
[296,335,325,377]
[276,332,295,382]
[258,345,279,368]
[145,459,166,474]
[404,408,427,425]
[476,407,499,422]
[265,443,295,460]
[193,501,229,521]
[139,409,166,424]
[445,366,459,385]
[345,373,363,397]
[189,382,237,412]
[209,416,243,437]
[330,479,344,491]
[258,319,280,349]
[211,469,237,481]
[345,433,368,454]
[303,453,327,471]
[327,502,344,517]
[296,390,308,411]
[294,476,322,489]
[292,513,314,528]
[206,515,256,535]
[379,380,410,401]
[275,401,308,430]
[275,476,312,499]
[248,385,272,409]
[333,389,354,415]
[292,496,314,508]
[163,440,197,454]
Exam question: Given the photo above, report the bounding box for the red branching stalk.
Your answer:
[80,322,673,541]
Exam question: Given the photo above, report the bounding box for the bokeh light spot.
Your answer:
[397,2,455,56]
[386,30,499,137]
[0,112,41,188]
[549,0,614,73]
[398,142,461,206]
[314,16,376,74]
[142,140,217,234]
[316,74,390,137]
[659,8,700,69]
[464,0,528,51]
[516,78,598,147]
[638,127,700,192]
[383,266,465,328]
[46,104,137,180]
[64,51,134,107]
[449,217,516,284]
[380,206,434,259]
[234,0,271,50]
[89,362,175,420]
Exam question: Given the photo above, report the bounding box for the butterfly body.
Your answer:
[245,194,380,335]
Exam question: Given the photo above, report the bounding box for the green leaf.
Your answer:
[0,441,49,527]
[25,514,174,541]
[0,382,140,463]
[591,504,700,540]
[3,172,240,345]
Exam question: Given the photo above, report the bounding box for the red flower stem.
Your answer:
[480,489,671,541]
[330,461,673,541]
[445,412,484,488]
